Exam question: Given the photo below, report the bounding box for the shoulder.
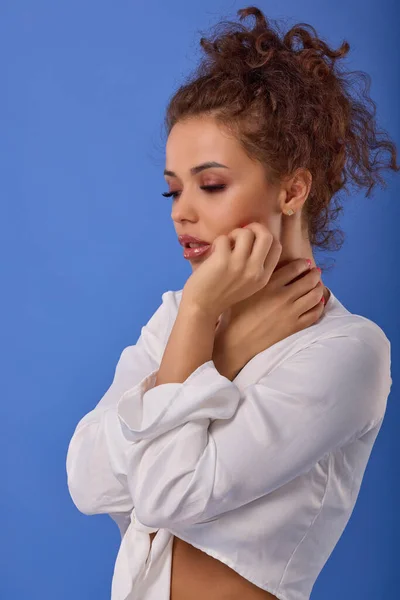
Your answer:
[320,313,391,363]
[313,290,391,358]
[310,319,392,428]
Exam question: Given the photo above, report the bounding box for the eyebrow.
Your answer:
[163,161,229,177]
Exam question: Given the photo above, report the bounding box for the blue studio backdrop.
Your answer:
[1,1,399,599]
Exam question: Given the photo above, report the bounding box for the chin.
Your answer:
[190,256,206,269]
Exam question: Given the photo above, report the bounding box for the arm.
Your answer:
[155,297,258,385]
[117,325,391,530]
[66,292,171,519]
[154,299,217,385]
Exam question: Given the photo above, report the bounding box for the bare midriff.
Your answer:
[150,532,279,600]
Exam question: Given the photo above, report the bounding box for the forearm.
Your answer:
[154,299,255,385]
[155,299,218,385]
[212,313,265,381]
[212,339,249,382]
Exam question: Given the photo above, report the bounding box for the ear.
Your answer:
[280,168,312,213]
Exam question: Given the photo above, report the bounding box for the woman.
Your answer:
[66,6,397,600]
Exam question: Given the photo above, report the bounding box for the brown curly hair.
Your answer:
[163,6,399,264]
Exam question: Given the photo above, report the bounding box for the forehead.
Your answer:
[165,118,241,161]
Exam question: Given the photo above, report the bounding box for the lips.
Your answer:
[177,234,212,259]
[184,241,209,248]
[178,234,210,247]
[182,244,211,259]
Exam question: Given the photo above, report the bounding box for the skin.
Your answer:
[156,114,330,599]
[164,115,331,316]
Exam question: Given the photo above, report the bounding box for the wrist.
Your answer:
[155,296,217,386]
[180,294,220,325]
[213,345,243,381]
[213,329,244,380]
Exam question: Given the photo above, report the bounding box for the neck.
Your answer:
[226,247,330,324]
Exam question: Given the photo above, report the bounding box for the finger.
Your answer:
[243,224,276,268]
[248,233,281,280]
[285,268,322,306]
[239,224,282,281]
[237,222,282,282]
[270,258,312,287]
[211,235,231,260]
[297,291,326,326]
[295,277,325,314]
[228,227,256,264]
[261,236,281,275]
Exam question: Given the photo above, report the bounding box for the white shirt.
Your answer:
[66,286,392,600]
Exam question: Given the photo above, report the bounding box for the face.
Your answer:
[164,116,310,271]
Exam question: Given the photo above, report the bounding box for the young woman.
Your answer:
[66,6,397,600]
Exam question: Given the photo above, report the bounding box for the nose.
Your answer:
[171,190,197,224]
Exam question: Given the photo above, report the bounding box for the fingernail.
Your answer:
[320,296,326,304]
[316,267,321,273]
[306,259,312,269]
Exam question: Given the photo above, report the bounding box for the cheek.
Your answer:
[205,189,262,232]
[210,200,243,230]
[228,191,261,220]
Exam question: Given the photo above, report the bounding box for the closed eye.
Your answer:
[161,184,226,199]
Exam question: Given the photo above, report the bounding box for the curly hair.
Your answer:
[163,6,399,263]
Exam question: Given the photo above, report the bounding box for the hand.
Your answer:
[212,256,326,379]
[182,222,282,320]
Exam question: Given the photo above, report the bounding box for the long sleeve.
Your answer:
[66,291,172,521]
[117,326,392,530]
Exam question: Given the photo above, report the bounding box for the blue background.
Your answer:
[1,0,398,598]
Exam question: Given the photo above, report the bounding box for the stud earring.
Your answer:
[285,208,295,216]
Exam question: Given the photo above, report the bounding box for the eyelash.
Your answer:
[161,184,226,199]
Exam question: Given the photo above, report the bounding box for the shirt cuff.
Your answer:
[117,360,241,442]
